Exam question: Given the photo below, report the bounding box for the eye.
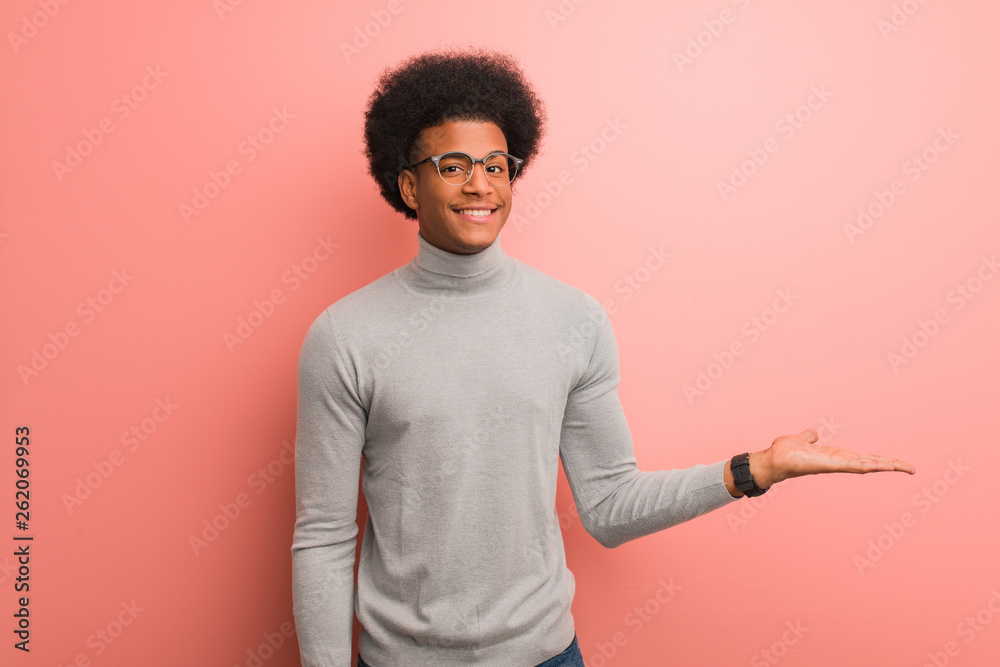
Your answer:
[438,153,471,175]
[484,156,509,173]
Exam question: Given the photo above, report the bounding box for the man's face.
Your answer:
[398,120,512,255]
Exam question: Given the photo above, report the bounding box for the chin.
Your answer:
[456,240,492,253]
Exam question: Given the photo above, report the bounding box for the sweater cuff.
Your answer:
[705,458,741,506]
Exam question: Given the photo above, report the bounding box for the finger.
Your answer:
[800,428,819,444]
[853,454,917,475]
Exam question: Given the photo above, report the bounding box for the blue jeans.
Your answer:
[535,634,585,667]
[358,634,585,667]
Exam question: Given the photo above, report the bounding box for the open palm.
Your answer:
[764,428,917,486]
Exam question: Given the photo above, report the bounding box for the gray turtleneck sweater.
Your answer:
[292,230,738,666]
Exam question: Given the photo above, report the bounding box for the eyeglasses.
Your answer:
[406,151,523,187]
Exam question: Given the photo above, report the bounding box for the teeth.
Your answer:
[457,209,493,217]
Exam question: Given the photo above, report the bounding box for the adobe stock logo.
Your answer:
[887,254,997,372]
[339,0,404,63]
[189,438,294,556]
[544,0,588,30]
[8,0,72,54]
[62,397,180,514]
[213,0,248,21]
[921,585,1000,667]
[51,66,169,182]
[877,0,932,40]
[853,459,969,576]
[603,245,671,316]
[511,116,628,234]
[17,268,135,385]
[843,126,958,244]
[234,620,297,667]
[750,619,809,667]
[556,303,602,362]
[671,0,755,73]
[179,107,295,224]
[682,288,799,404]
[371,294,454,372]
[587,578,684,667]
[223,236,338,352]
[717,85,833,201]
[411,405,506,505]
[55,600,145,665]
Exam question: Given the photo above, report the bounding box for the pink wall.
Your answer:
[3,1,998,665]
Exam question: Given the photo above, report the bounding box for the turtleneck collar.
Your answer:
[400,230,516,300]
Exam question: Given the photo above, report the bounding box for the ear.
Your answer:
[398,169,419,212]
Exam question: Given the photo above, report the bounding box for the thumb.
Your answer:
[800,428,819,443]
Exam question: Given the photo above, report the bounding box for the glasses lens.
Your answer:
[437,153,474,183]
[484,154,516,186]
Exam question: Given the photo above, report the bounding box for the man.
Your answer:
[291,49,915,667]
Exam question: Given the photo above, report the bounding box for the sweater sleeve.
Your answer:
[558,298,738,549]
[292,309,366,666]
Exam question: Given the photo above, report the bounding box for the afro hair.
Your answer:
[363,48,546,219]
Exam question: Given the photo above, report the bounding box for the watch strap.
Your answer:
[731,452,767,498]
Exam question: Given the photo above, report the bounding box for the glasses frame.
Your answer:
[406,151,524,187]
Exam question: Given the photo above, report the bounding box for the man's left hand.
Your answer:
[726,428,917,496]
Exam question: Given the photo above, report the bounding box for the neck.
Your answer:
[402,230,515,299]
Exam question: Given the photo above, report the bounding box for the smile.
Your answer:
[455,209,495,217]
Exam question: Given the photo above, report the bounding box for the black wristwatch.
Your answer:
[731,452,768,498]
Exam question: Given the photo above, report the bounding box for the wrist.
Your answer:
[725,450,777,498]
[749,450,777,490]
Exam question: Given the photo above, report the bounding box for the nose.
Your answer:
[461,162,494,195]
